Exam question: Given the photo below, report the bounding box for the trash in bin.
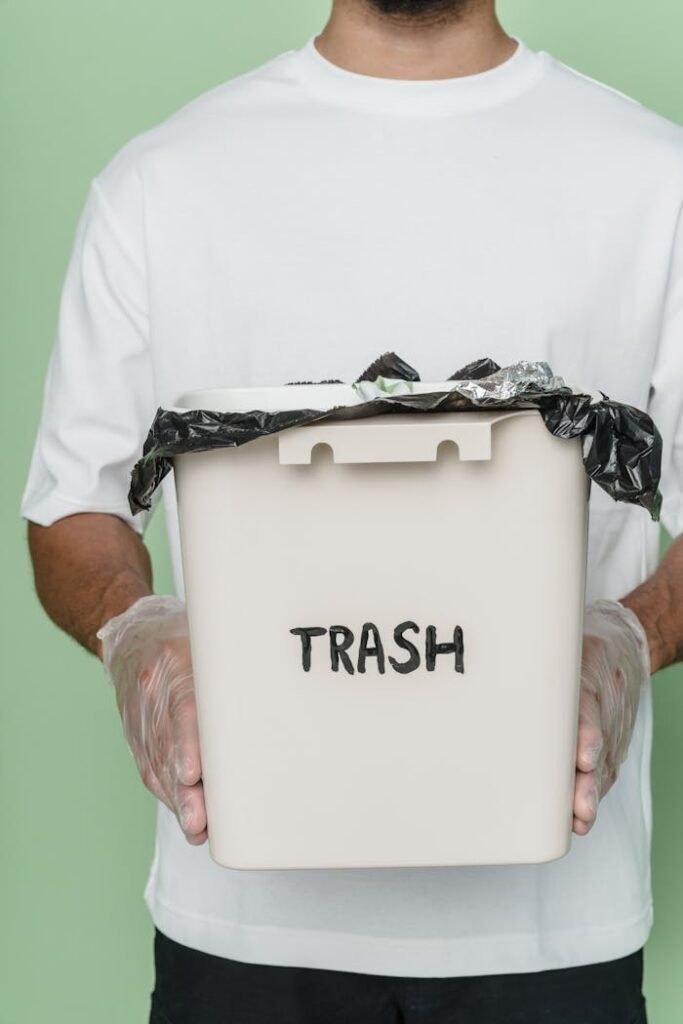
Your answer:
[128,354,662,520]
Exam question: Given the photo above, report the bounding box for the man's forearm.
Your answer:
[27,512,153,661]
[621,533,683,675]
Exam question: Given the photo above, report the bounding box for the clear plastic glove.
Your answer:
[573,599,651,836]
[96,595,207,845]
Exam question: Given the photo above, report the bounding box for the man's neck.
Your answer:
[315,0,515,81]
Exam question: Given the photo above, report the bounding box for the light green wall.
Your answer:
[2,2,681,1021]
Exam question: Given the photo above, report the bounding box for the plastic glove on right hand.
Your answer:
[97,595,207,845]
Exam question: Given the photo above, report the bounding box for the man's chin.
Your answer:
[363,0,477,20]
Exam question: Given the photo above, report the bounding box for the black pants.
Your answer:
[150,928,647,1024]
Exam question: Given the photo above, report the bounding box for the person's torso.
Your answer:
[106,36,682,973]
[107,39,682,597]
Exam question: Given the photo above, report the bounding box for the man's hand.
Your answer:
[573,601,651,836]
[97,595,207,845]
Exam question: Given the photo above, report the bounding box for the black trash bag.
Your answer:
[448,357,502,381]
[357,351,422,383]
[128,353,662,521]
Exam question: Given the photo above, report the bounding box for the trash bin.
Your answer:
[171,381,590,870]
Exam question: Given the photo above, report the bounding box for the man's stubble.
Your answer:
[361,0,481,25]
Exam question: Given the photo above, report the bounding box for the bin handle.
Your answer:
[277,410,535,465]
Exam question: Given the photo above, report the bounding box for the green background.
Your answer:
[1,1,681,1021]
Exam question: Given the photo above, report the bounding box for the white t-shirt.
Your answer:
[20,34,683,977]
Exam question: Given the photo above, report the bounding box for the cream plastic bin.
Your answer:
[172,382,590,870]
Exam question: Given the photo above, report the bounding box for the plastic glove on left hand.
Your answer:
[573,600,650,836]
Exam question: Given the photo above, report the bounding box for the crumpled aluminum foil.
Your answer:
[353,360,572,405]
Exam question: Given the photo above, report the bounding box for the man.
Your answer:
[20,0,683,1020]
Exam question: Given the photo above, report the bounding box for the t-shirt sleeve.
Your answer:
[648,202,683,538]
[19,172,157,537]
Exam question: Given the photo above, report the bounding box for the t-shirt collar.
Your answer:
[293,32,549,116]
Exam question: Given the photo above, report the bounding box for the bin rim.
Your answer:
[171,380,468,415]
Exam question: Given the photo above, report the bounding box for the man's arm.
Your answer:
[572,531,683,835]
[621,532,683,676]
[27,511,207,843]
[27,512,153,661]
